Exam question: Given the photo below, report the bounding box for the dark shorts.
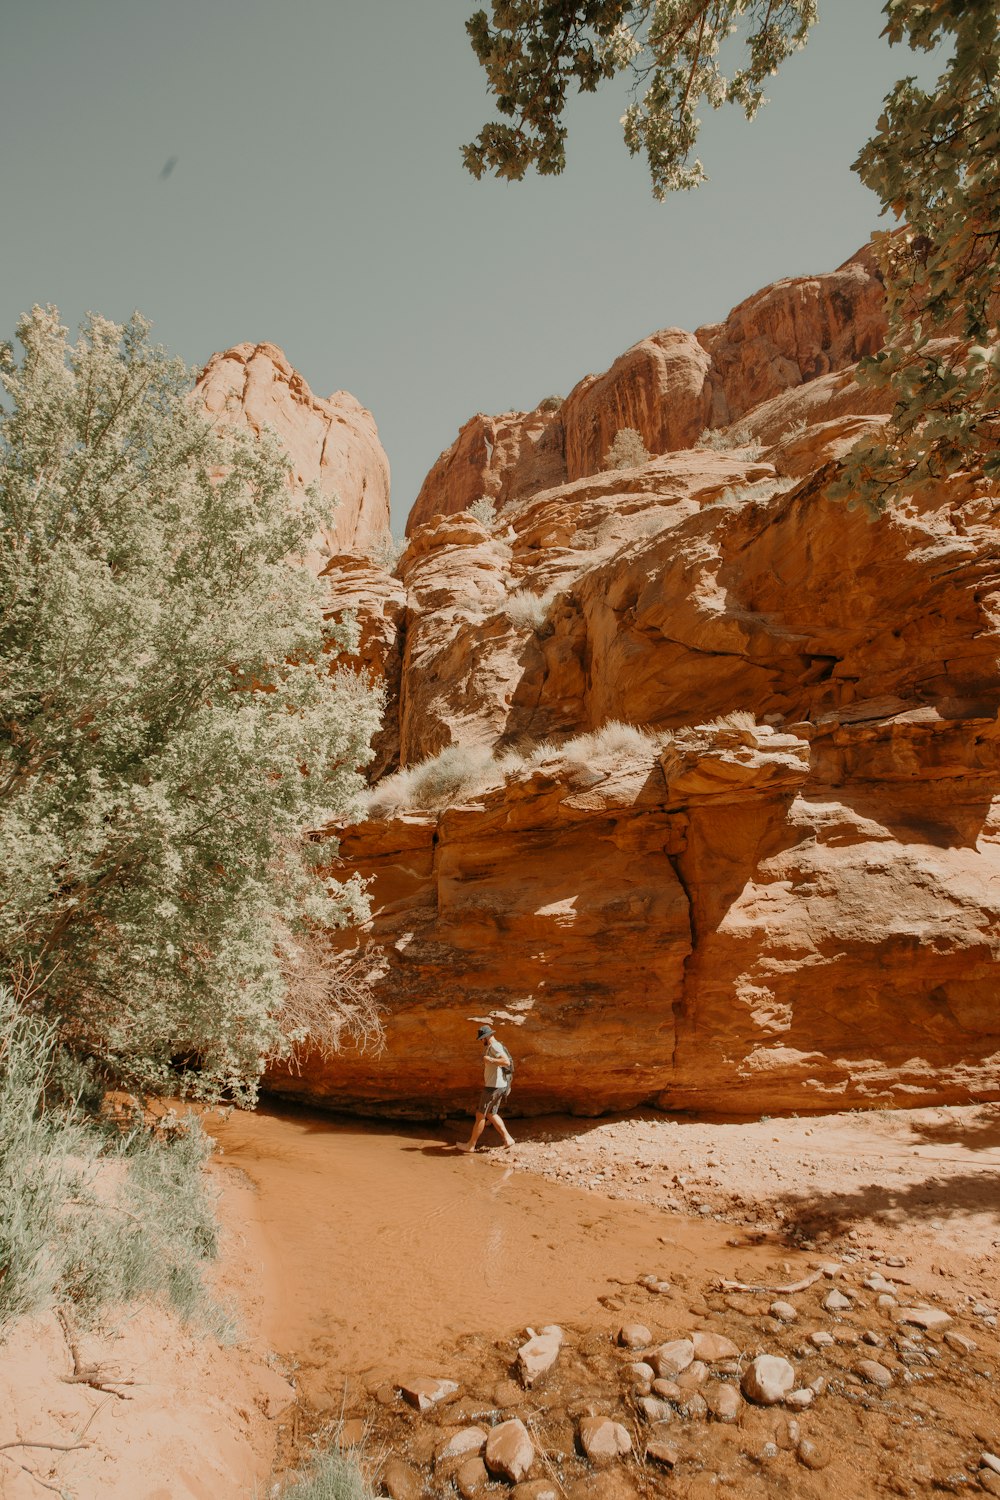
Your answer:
[477,1085,510,1118]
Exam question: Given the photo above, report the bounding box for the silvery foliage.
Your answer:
[602,427,652,468]
[464,1,817,197]
[840,0,1000,508]
[0,308,382,1101]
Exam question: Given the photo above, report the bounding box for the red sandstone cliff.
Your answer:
[407,248,887,533]
[270,250,1000,1120]
[197,342,391,569]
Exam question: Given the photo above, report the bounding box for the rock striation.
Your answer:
[271,248,1000,1119]
[197,341,391,569]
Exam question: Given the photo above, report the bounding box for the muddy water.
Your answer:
[205,1104,770,1409]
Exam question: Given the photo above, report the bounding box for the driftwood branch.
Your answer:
[718,1269,823,1295]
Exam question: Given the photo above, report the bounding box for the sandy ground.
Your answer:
[0,1173,293,1500]
[505,1101,1000,1287]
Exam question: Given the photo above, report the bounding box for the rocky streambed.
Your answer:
[207,1101,1000,1499]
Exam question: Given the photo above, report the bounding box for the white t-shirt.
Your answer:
[483,1039,511,1088]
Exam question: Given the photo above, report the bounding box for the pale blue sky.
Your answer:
[0,2,936,530]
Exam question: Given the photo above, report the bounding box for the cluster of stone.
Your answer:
[340,1256,997,1499]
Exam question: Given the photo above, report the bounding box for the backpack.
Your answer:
[495,1041,514,1088]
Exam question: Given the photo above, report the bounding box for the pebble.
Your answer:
[945,1331,977,1355]
[676,1360,709,1390]
[897,1305,952,1331]
[983,1455,1000,1477]
[382,1457,424,1500]
[878,1294,898,1310]
[436,1428,488,1462]
[455,1458,488,1500]
[885,1256,906,1268]
[627,1362,655,1385]
[578,1415,632,1467]
[645,1433,679,1469]
[652,1338,695,1378]
[704,1383,741,1423]
[518,1326,564,1387]
[617,1324,652,1351]
[679,1392,708,1421]
[855,1359,894,1389]
[798,1439,830,1470]
[398,1377,459,1412]
[485,1419,535,1483]
[824,1289,852,1313]
[809,1331,835,1349]
[862,1331,885,1347]
[741,1355,796,1406]
[692,1331,740,1362]
[786,1388,814,1410]
[770,1300,798,1322]
[651,1379,682,1400]
[511,1483,559,1500]
[638,1396,674,1423]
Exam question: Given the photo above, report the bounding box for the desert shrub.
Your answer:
[0,308,382,1103]
[361,744,499,817]
[0,985,221,1333]
[695,424,763,458]
[703,709,758,732]
[504,588,556,630]
[468,496,498,527]
[537,394,563,412]
[277,939,386,1064]
[368,532,406,572]
[602,427,652,470]
[561,721,660,761]
[276,1445,376,1500]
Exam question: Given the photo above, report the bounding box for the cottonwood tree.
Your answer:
[0,308,382,1101]
[465,1,1000,509]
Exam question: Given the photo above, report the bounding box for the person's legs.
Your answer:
[458,1112,488,1152]
[489,1110,515,1147]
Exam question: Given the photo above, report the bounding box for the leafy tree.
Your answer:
[463,2,817,197]
[465,1,1000,510]
[0,307,382,1102]
[843,1,1000,507]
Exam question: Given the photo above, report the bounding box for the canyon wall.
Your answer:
[268,249,1000,1119]
[198,342,390,569]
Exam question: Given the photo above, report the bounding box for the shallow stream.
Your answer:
[206,1103,757,1409]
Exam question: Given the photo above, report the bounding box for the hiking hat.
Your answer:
[476,1025,494,1039]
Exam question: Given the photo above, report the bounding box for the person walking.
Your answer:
[458,1024,515,1152]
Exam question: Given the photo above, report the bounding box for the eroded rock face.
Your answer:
[408,248,887,523]
[275,250,1000,1119]
[197,342,391,569]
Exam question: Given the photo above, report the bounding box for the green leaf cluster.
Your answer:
[842,0,1000,508]
[0,308,382,1101]
[464,1,817,197]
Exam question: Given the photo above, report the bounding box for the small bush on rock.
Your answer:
[469,496,498,527]
[504,588,556,630]
[602,428,652,470]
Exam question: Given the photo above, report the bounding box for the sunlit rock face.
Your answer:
[197,342,391,571]
[269,250,1000,1119]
